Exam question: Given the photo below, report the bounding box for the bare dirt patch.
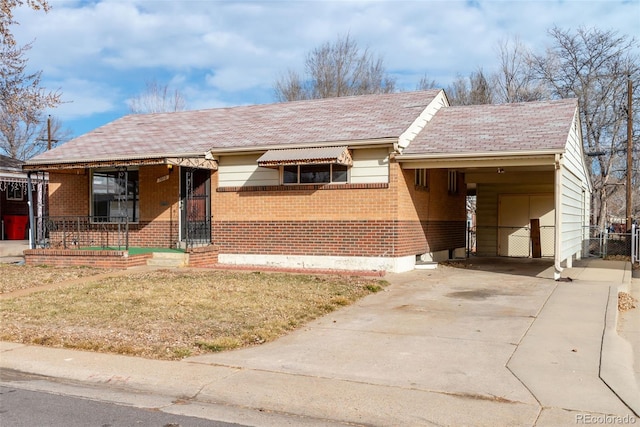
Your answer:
[0,269,386,360]
[0,264,114,294]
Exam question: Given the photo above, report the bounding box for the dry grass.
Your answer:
[0,268,386,360]
[0,264,114,294]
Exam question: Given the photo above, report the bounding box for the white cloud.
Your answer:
[9,0,639,137]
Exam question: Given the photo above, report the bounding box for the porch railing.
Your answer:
[33,216,129,250]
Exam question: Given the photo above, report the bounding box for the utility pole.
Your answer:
[47,115,52,150]
[626,75,633,233]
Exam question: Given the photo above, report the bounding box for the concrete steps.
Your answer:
[146,252,188,268]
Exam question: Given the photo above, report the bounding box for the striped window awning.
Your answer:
[257,146,352,168]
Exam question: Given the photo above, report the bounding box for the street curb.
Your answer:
[600,281,640,417]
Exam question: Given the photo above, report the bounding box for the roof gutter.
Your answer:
[395,149,564,161]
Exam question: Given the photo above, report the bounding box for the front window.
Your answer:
[6,183,24,201]
[92,169,139,222]
[282,164,348,184]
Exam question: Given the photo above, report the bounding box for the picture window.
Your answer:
[91,169,139,222]
[282,164,348,184]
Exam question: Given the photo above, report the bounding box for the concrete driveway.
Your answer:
[192,260,551,402]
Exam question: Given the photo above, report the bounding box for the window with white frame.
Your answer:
[447,170,458,194]
[415,169,429,190]
[91,169,139,222]
[5,182,24,201]
[282,164,348,184]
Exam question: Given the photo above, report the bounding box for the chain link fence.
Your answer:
[468,225,555,258]
[583,225,638,260]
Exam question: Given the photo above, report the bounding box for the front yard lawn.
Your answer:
[0,267,386,360]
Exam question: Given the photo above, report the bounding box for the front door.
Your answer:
[180,168,211,247]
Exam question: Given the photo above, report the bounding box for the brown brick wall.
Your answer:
[395,167,467,254]
[211,160,467,259]
[40,160,467,264]
[48,171,88,216]
[24,249,151,268]
[212,169,396,222]
[139,165,180,222]
[213,220,398,257]
[187,245,219,267]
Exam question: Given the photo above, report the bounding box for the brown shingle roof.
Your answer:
[402,98,578,155]
[26,90,441,165]
[0,155,24,170]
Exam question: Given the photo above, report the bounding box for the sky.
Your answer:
[12,0,640,141]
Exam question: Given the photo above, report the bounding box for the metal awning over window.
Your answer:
[257,146,352,168]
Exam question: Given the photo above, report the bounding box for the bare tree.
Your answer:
[492,37,547,103]
[274,34,396,101]
[446,68,493,106]
[0,113,70,160]
[416,74,439,91]
[127,79,187,114]
[274,69,308,102]
[529,26,639,229]
[1,1,61,146]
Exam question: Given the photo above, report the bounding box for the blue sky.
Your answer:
[12,0,640,141]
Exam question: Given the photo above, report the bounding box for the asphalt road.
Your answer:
[0,385,250,427]
[0,369,248,427]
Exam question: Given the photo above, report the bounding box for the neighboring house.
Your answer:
[22,90,591,277]
[0,155,47,241]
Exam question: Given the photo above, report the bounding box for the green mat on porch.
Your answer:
[81,247,185,255]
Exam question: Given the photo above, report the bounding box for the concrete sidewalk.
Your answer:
[1,258,638,426]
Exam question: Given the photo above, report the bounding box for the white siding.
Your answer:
[217,148,390,187]
[217,154,279,187]
[559,110,591,262]
[350,148,389,184]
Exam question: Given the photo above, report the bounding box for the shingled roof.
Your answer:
[25,90,441,167]
[402,98,578,156]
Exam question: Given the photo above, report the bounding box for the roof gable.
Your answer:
[403,98,579,156]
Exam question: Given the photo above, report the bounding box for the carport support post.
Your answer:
[553,154,563,280]
[26,171,36,249]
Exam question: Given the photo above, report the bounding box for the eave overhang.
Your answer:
[395,150,563,169]
[23,154,218,171]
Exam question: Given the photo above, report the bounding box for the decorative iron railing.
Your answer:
[184,217,211,249]
[33,216,129,250]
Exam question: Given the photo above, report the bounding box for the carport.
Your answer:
[397,98,591,279]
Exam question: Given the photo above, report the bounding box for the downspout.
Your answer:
[26,171,36,249]
[554,153,563,280]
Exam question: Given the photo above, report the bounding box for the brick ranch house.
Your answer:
[22,90,591,277]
